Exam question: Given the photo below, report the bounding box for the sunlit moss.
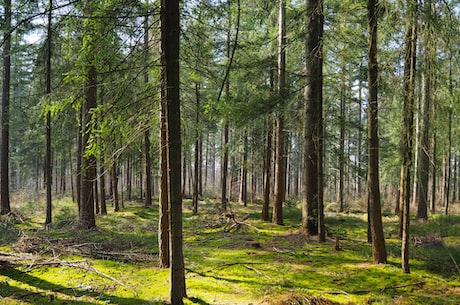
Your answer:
[0,197,459,304]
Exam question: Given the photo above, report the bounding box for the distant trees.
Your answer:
[1,0,460,280]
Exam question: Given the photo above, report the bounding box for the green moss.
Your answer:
[0,197,459,304]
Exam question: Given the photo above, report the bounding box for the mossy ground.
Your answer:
[0,196,459,305]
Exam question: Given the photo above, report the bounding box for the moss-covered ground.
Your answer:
[0,197,459,304]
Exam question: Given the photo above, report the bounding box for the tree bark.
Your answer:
[79,63,97,229]
[141,131,151,207]
[262,120,272,221]
[430,122,436,214]
[400,0,417,273]
[240,131,248,206]
[192,83,200,214]
[161,0,186,302]
[112,161,120,212]
[45,0,53,225]
[158,77,170,268]
[367,0,387,264]
[272,0,287,226]
[302,0,324,238]
[0,0,12,215]
[221,123,229,211]
[338,69,345,212]
[416,72,430,220]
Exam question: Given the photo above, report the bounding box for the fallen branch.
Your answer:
[243,264,272,280]
[324,281,426,295]
[222,213,261,233]
[273,247,289,254]
[380,281,425,292]
[206,262,265,273]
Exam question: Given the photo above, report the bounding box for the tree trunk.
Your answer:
[144,130,153,207]
[240,131,248,206]
[262,120,272,221]
[158,76,170,268]
[430,124,436,214]
[0,0,11,215]
[161,0,186,302]
[357,78,363,195]
[126,155,132,201]
[272,0,287,226]
[444,54,453,215]
[415,1,433,218]
[100,162,107,215]
[79,63,97,229]
[199,133,203,197]
[221,123,229,211]
[416,72,430,220]
[45,0,53,225]
[444,112,452,215]
[302,0,324,237]
[192,83,200,214]
[338,70,345,212]
[400,0,417,273]
[367,0,387,264]
[112,161,120,212]
[143,13,153,208]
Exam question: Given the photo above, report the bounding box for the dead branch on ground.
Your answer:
[0,251,138,297]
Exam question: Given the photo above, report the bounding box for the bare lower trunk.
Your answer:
[367,0,387,263]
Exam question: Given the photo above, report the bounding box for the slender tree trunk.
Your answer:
[98,88,107,215]
[444,54,453,215]
[444,113,452,215]
[126,156,132,201]
[367,0,387,263]
[400,0,417,273]
[415,0,433,218]
[143,13,153,207]
[452,156,457,204]
[100,162,107,215]
[240,131,248,206]
[273,0,287,225]
[0,0,11,215]
[144,130,153,207]
[262,120,273,221]
[45,0,53,225]
[416,72,430,220]
[221,123,229,210]
[192,83,200,214]
[431,130,436,214]
[199,134,203,197]
[159,77,170,268]
[357,78,363,195]
[303,0,324,238]
[338,70,345,212]
[161,0,186,302]
[181,147,186,197]
[79,63,97,229]
[112,161,120,212]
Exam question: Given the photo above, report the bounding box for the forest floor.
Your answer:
[0,196,459,305]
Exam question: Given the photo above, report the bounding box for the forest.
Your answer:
[0,0,459,304]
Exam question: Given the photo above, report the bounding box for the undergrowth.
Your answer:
[0,196,459,305]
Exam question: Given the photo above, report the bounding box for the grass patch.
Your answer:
[0,197,459,304]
